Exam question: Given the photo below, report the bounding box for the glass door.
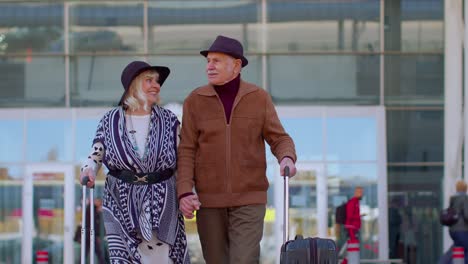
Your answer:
[273,162,325,259]
[23,164,75,264]
[270,106,387,262]
[0,167,22,264]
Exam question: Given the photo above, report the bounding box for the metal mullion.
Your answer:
[380,0,385,106]
[64,2,70,107]
[144,0,148,59]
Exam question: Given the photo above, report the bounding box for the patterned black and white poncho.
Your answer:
[86,106,189,264]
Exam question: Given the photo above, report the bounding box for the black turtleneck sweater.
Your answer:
[214,74,240,124]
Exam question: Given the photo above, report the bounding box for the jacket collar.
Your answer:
[196,79,257,97]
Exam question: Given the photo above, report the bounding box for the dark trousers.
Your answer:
[439,231,468,264]
[388,228,400,258]
[196,204,266,264]
[450,230,468,264]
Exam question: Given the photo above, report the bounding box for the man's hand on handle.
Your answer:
[180,194,201,219]
[280,157,296,177]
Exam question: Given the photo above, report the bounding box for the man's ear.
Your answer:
[235,59,242,73]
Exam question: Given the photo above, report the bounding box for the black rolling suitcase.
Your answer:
[280,167,338,264]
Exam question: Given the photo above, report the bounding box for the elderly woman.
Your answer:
[80,61,189,264]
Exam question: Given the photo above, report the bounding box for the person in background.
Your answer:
[342,186,364,264]
[439,180,468,264]
[345,186,364,242]
[177,35,297,264]
[401,207,417,264]
[388,197,402,259]
[80,61,189,264]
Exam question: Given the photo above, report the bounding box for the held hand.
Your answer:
[280,157,297,177]
[80,167,96,188]
[180,194,201,219]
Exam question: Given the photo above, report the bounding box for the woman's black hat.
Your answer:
[119,61,170,106]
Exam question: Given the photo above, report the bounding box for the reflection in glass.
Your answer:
[384,55,443,106]
[385,0,443,52]
[69,2,143,52]
[27,120,73,162]
[0,57,66,107]
[0,120,23,162]
[280,117,323,161]
[0,3,64,53]
[327,117,376,161]
[75,119,100,162]
[289,167,318,238]
[33,172,65,264]
[149,1,261,52]
[267,1,380,52]
[0,165,22,263]
[152,56,205,104]
[269,55,379,105]
[328,163,378,259]
[387,110,443,163]
[388,166,443,263]
[70,56,143,107]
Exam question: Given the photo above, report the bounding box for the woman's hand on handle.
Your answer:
[80,167,96,188]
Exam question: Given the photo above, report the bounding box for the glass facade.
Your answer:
[384,55,444,106]
[0,1,445,263]
[267,1,380,52]
[149,1,262,53]
[69,2,145,53]
[0,57,66,107]
[269,55,380,105]
[276,112,381,260]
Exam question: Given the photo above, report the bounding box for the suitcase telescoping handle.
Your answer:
[283,166,290,244]
[81,176,95,264]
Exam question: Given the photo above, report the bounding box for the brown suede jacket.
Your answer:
[177,80,296,207]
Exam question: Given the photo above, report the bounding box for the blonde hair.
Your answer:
[456,180,467,193]
[123,70,160,112]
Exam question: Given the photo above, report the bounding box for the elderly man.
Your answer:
[177,35,297,264]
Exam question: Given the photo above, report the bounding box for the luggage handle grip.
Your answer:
[81,176,95,188]
[81,176,90,186]
[283,166,290,244]
[81,178,95,264]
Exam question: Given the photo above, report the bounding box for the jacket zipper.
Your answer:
[215,85,246,196]
[215,94,231,193]
[226,125,231,193]
[227,96,242,195]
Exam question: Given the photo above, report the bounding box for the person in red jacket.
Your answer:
[345,186,364,242]
[341,186,364,264]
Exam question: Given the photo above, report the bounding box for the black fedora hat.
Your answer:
[200,35,248,67]
[118,61,170,106]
